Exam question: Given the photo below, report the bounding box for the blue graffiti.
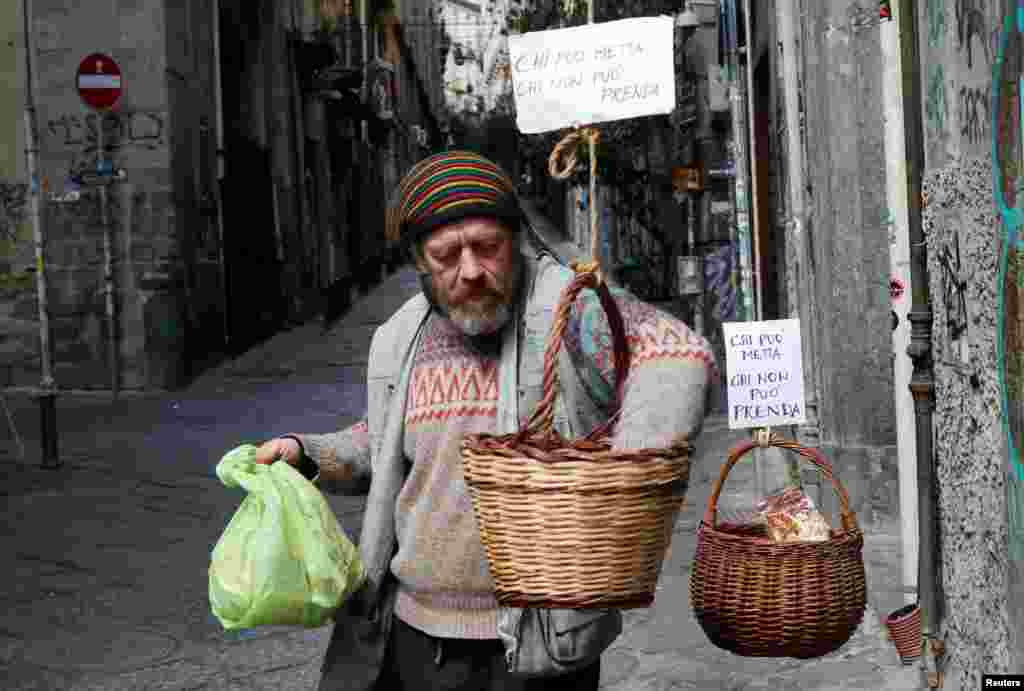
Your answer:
[993,4,1024,482]
[704,244,737,321]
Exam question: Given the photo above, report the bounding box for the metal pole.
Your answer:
[587,0,599,276]
[98,123,120,400]
[725,0,753,325]
[725,0,768,494]
[897,0,939,678]
[742,0,762,322]
[777,0,803,324]
[22,0,60,469]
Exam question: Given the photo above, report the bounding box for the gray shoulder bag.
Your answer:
[497,606,622,678]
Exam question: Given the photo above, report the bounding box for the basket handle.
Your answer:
[703,433,860,534]
[520,269,630,440]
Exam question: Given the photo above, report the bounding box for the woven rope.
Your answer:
[548,127,602,279]
[521,271,628,439]
[689,437,867,658]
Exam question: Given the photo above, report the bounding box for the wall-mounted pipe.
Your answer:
[211,0,231,349]
[742,0,762,323]
[896,0,940,677]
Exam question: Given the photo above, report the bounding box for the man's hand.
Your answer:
[254,437,302,466]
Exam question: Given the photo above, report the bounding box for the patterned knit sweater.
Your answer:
[294,285,717,640]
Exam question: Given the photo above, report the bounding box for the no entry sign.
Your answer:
[76,53,122,111]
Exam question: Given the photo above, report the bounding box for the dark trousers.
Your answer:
[377,617,602,691]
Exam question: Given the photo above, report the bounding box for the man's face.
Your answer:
[417,216,519,336]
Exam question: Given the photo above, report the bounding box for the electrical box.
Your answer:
[677,255,704,296]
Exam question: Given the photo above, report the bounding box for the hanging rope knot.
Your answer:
[548,128,600,180]
[755,428,773,448]
[548,125,603,278]
[570,260,602,280]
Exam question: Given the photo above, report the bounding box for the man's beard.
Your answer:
[420,251,523,339]
[447,299,514,337]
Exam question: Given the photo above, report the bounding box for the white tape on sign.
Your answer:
[78,75,121,89]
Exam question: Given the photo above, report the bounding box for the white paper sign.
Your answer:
[722,319,807,429]
[507,17,676,134]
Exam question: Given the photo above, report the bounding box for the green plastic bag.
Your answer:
[208,444,366,630]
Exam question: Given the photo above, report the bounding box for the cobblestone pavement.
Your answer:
[0,263,920,690]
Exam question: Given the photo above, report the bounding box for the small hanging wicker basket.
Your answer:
[461,269,691,609]
[690,436,867,659]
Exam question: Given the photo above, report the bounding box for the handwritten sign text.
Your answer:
[508,17,676,134]
[723,319,807,429]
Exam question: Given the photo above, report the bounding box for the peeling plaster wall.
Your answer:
[917,0,1022,681]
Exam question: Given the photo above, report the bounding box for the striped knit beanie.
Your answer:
[385,150,522,248]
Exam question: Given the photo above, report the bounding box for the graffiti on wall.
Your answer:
[46,110,166,153]
[0,181,29,244]
[955,0,990,69]
[959,85,990,146]
[926,63,949,141]
[938,232,969,344]
[926,0,946,47]
[44,110,167,192]
[992,4,1024,560]
[704,243,737,322]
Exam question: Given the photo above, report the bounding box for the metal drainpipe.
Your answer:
[285,13,313,319]
[211,0,231,350]
[896,0,940,679]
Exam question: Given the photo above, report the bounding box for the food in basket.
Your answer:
[758,487,831,543]
[756,486,812,515]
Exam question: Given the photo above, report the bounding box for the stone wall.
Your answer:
[1,1,31,386]
[4,1,180,390]
[800,0,899,522]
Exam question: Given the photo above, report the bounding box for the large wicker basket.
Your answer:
[461,270,691,609]
[690,435,867,659]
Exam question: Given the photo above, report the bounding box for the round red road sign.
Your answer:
[76,53,122,111]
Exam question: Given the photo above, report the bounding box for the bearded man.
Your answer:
[254,150,717,690]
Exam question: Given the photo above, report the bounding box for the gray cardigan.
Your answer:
[305,252,712,689]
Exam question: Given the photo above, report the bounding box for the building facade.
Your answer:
[4,0,444,392]
[2,0,30,389]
